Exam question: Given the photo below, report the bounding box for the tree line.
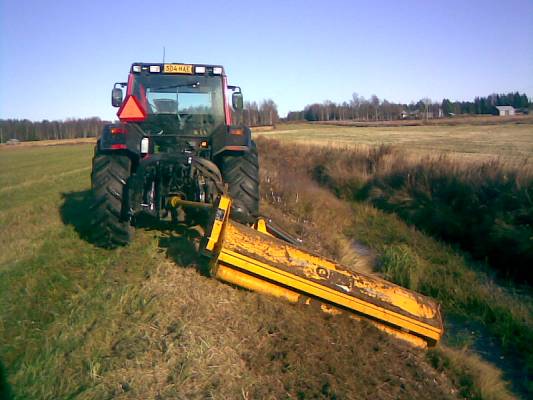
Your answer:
[233,99,280,127]
[0,118,107,143]
[2,91,529,142]
[2,98,281,143]
[287,92,531,122]
[441,92,530,115]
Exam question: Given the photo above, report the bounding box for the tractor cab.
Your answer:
[112,63,243,139]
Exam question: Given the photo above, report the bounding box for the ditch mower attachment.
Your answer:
[194,195,443,348]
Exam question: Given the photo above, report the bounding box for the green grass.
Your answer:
[347,203,533,355]
[0,145,159,397]
[0,144,471,399]
[0,145,92,189]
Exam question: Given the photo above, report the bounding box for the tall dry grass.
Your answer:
[258,138,533,284]
[257,137,532,397]
[428,347,516,400]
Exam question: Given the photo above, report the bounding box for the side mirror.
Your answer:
[232,92,243,110]
[111,87,123,107]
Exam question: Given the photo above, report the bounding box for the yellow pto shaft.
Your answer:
[201,195,443,347]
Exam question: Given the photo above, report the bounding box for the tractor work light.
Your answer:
[213,67,223,75]
[132,65,141,73]
[195,66,206,74]
[149,65,161,73]
[141,137,150,154]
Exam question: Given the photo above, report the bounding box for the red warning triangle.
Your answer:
[117,95,147,122]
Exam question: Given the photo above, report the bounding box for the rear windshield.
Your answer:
[130,73,225,135]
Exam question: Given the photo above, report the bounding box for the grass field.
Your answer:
[0,144,474,400]
[1,121,530,399]
[257,121,533,163]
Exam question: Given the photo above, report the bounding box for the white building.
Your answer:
[495,106,515,116]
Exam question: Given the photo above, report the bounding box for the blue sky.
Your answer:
[1,0,532,120]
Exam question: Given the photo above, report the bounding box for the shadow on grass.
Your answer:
[59,190,96,245]
[60,190,211,274]
[136,209,212,276]
[156,224,211,276]
[0,360,13,400]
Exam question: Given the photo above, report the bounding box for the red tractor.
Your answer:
[91,62,259,248]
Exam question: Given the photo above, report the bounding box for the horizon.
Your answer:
[0,90,530,123]
[1,0,532,120]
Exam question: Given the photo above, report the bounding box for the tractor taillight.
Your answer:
[229,127,243,136]
[111,127,126,134]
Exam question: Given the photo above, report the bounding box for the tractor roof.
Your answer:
[130,62,225,76]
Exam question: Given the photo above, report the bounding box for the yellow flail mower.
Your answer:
[176,195,443,348]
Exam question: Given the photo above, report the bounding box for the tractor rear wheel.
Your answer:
[90,150,133,248]
[219,142,260,224]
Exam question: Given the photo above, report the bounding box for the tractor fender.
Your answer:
[211,125,252,157]
[98,123,144,156]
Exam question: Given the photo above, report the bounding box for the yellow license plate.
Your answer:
[163,64,193,74]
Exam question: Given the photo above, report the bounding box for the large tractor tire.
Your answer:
[90,151,133,248]
[219,142,260,225]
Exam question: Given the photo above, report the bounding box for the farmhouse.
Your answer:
[495,105,515,116]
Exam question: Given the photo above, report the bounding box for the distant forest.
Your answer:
[0,99,280,142]
[1,92,529,142]
[0,118,107,143]
[234,99,280,127]
[287,92,531,122]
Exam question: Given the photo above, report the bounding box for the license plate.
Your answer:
[163,64,193,74]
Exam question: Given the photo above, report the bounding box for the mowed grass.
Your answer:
[0,146,92,267]
[256,122,533,163]
[0,145,470,399]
